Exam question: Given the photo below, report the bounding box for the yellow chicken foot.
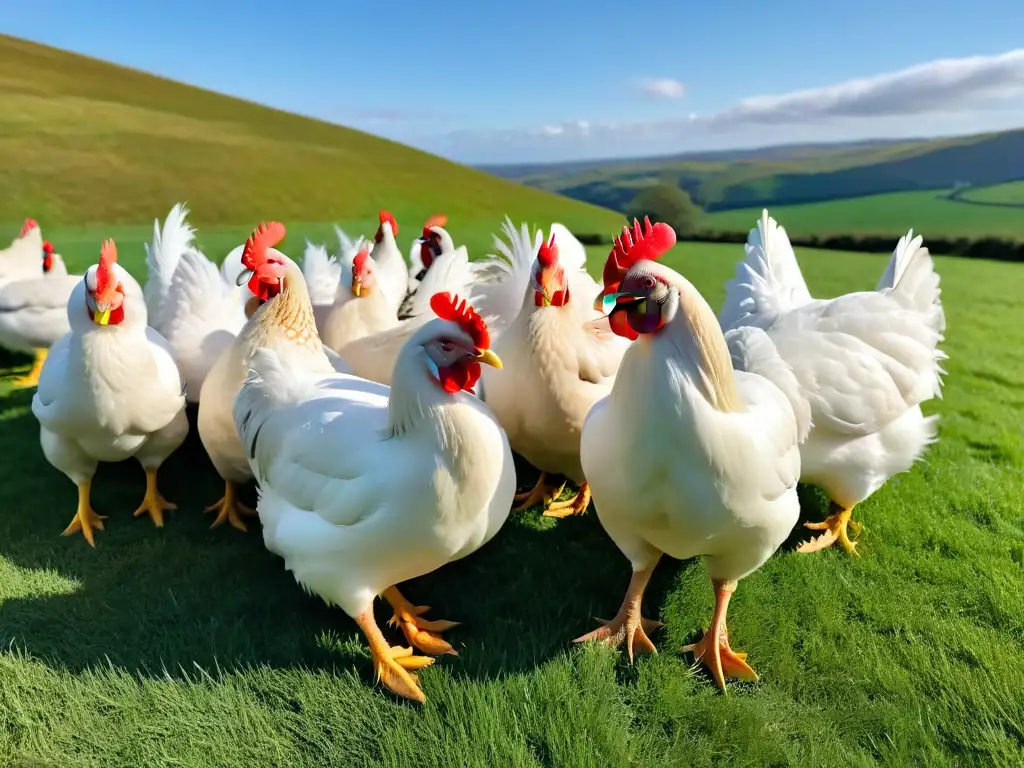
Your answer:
[383,586,460,656]
[13,348,47,388]
[574,560,663,662]
[205,479,257,532]
[513,471,565,512]
[797,502,861,556]
[61,479,107,548]
[544,482,592,519]
[132,466,177,528]
[682,579,759,692]
[354,607,434,704]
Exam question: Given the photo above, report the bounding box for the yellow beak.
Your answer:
[95,308,111,326]
[475,348,503,369]
[351,281,362,298]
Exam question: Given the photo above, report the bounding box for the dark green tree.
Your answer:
[625,183,703,237]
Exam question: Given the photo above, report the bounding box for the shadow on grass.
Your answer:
[0,386,689,690]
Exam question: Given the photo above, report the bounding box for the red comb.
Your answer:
[378,210,398,236]
[20,219,38,238]
[96,239,118,301]
[422,214,447,236]
[352,248,371,274]
[241,221,286,270]
[537,233,558,268]
[430,292,490,349]
[602,217,676,289]
[42,241,54,254]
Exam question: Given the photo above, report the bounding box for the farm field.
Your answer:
[703,189,1024,241]
[960,181,1024,206]
[1,234,1022,767]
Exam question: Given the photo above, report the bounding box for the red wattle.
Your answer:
[437,361,481,393]
[609,309,638,340]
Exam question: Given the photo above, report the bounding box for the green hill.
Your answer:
[0,34,623,236]
[488,129,1024,215]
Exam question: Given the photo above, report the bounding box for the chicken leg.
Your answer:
[797,501,861,556]
[206,479,257,532]
[61,479,107,547]
[353,607,435,704]
[574,560,663,662]
[383,586,459,656]
[544,482,592,519]
[132,466,177,528]
[513,471,565,512]
[14,348,47,388]
[682,579,758,691]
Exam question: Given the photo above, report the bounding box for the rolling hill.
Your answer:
[0,34,623,237]
[486,129,1024,216]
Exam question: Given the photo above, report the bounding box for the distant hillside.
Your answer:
[489,129,1024,214]
[0,35,623,235]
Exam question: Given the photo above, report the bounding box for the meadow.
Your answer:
[1,229,1023,767]
[703,189,1024,241]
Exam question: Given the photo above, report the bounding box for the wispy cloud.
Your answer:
[437,48,1024,162]
[640,78,686,100]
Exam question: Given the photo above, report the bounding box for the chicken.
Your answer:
[321,247,400,351]
[401,214,452,317]
[719,211,946,555]
[368,210,410,317]
[197,221,350,532]
[480,221,629,517]
[143,203,248,403]
[0,239,79,387]
[301,226,366,335]
[0,219,50,288]
[31,239,188,546]
[233,291,513,703]
[574,217,810,690]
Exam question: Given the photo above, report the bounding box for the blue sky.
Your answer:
[6,0,1024,164]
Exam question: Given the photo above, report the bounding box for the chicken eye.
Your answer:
[643,276,656,289]
[440,341,454,352]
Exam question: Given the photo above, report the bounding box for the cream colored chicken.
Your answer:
[321,247,399,351]
[197,221,352,532]
[233,292,513,704]
[300,226,365,335]
[576,218,810,690]
[480,221,629,517]
[31,239,188,546]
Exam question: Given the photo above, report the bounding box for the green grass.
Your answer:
[2,232,1024,767]
[704,189,1024,241]
[961,181,1024,206]
[0,34,622,236]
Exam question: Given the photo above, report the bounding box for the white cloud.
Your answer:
[433,48,1024,163]
[641,78,686,100]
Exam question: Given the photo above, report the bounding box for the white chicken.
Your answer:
[232,291,512,704]
[320,247,400,351]
[480,220,630,517]
[0,219,52,287]
[301,225,366,335]
[401,214,452,317]
[197,221,351,532]
[31,239,188,546]
[718,210,946,556]
[574,217,811,690]
[368,210,409,316]
[143,203,248,403]
[0,239,79,387]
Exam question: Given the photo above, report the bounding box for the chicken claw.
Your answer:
[513,471,565,512]
[13,348,47,388]
[62,479,107,547]
[574,563,662,662]
[206,479,257,532]
[383,586,459,656]
[797,502,860,556]
[544,482,592,519]
[132,466,177,528]
[354,608,433,704]
[682,579,758,691]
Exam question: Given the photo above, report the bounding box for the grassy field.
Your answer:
[0,34,622,236]
[1,231,1023,767]
[960,181,1024,206]
[703,189,1024,241]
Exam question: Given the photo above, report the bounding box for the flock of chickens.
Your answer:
[0,206,946,704]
